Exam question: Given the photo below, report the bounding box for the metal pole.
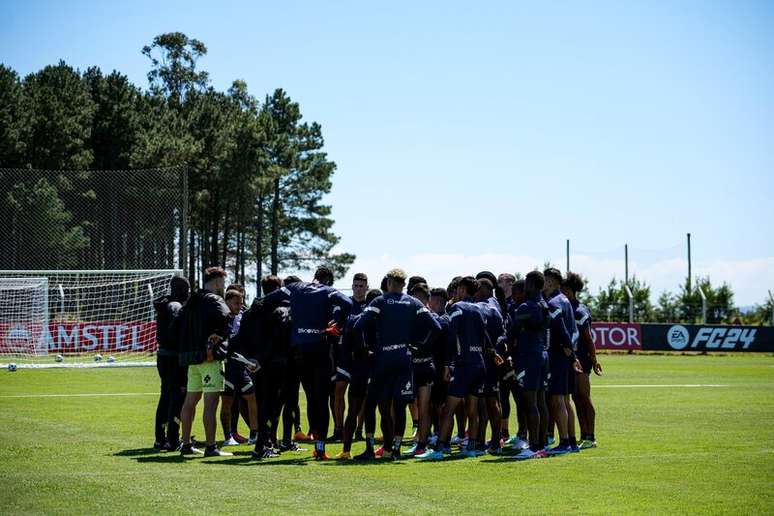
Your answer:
[566,239,570,273]
[625,243,629,285]
[625,285,634,323]
[147,284,155,321]
[698,286,707,324]
[180,165,189,277]
[687,232,692,292]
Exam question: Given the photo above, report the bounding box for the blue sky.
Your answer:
[2,1,773,304]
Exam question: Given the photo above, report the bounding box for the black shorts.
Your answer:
[412,358,435,388]
[431,370,448,404]
[223,361,254,396]
[448,364,486,398]
[514,351,547,392]
[367,366,414,403]
[484,359,500,397]
[547,352,573,395]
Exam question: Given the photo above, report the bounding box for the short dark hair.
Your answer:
[170,276,190,302]
[226,283,245,295]
[407,275,427,292]
[366,289,382,303]
[410,282,430,300]
[476,278,494,295]
[380,276,389,293]
[543,267,563,284]
[204,266,227,284]
[458,276,478,297]
[353,272,368,283]
[525,270,545,294]
[225,290,243,302]
[563,272,585,294]
[314,265,334,286]
[513,279,526,293]
[475,271,497,286]
[430,287,449,303]
[284,275,302,286]
[261,275,283,295]
[447,276,462,298]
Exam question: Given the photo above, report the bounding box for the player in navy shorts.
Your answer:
[353,269,440,460]
[562,272,601,449]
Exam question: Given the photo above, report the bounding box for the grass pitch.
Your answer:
[0,354,772,514]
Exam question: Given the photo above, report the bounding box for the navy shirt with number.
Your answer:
[446,298,489,369]
[262,281,352,352]
[353,292,440,372]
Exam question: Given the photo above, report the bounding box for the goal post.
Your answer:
[0,270,182,368]
[0,277,49,360]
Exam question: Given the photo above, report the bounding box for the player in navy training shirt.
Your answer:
[353,269,440,460]
[261,265,352,460]
[562,272,602,449]
[543,268,581,455]
[509,271,551,460]
[474,277,506,454]
[418,276,489,460]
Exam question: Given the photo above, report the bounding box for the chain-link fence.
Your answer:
[0,166,187,270]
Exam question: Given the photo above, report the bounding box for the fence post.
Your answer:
[624,285,634,323]
[698,286,707,324]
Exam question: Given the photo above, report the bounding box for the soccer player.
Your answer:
[261,265,353,460]
[219,289,259,447]
[330,273,369,442]
[338,287,382,459]
[502,279,529,450]
[543,267,580,455]
[427,287,450,448]
[562,272,602,449]
[153,275,190,451]
[353,269,440,460]
[509,271,551,460]
[179,266,233,457]
[498,273,516,309]
[404,282,438,456]
[418,276,488,460]
[225,283,251,444]
[474,277,505,454]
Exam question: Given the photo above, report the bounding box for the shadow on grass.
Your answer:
[133,454,188,464]
[113,448,160,457]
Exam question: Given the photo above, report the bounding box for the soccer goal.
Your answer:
[0,270,182,368]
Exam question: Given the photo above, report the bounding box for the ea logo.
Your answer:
[667,325,690,350]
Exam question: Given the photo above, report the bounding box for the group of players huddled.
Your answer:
[153,264,601,461]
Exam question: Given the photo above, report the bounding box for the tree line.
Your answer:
[0,32,354,295]
[579,275,772,326]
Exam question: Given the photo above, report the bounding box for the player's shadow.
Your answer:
[132,454,188,464]
[209,452,313,467]
[113,447,160,457]
[320,459,404,467]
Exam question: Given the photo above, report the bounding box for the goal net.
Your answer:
[0,270,182,368]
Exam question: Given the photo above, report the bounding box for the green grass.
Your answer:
[0,354,772,514]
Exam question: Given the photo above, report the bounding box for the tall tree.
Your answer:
[0,64,29,167]
[23,60,95,169]
[142,32,209,108]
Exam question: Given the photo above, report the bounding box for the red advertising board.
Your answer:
[590,322,642,350]
[0,321,157,353]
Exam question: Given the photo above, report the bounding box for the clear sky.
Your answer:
[2,0,773,304]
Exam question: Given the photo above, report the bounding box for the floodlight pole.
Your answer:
[625,243,629,285]
[566,239,570,274]
[687,233,692,292]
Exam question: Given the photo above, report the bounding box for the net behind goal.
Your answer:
[0,270,182,368]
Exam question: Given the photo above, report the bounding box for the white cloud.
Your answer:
[333,253,774,305]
